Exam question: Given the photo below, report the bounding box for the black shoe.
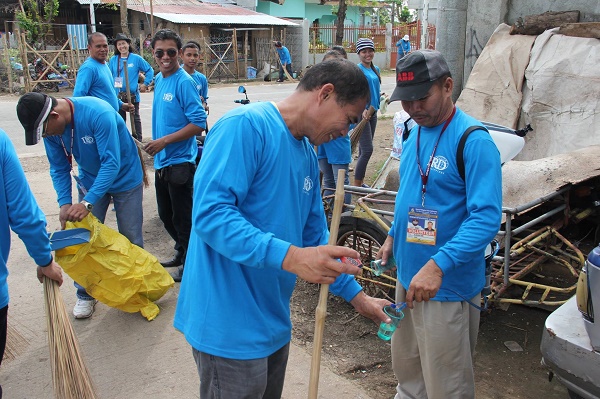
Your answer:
[170,266,184,283]
[161,254,183,268]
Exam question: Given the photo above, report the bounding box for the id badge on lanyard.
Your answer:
[114,77,123,88]
[406,206,438,246]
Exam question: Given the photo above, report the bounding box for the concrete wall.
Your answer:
[463,0,600,90]
[408,0,600,98]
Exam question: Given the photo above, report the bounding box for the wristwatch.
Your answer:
[81,200,93,211]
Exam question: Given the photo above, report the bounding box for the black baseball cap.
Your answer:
[389,50,451,102]
[16,92,56,145]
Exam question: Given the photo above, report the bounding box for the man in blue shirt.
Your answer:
[16,92,144,320]
[74,32,133,115]
[174,59,390,398]
[380,50,502,398]
[274,41,293,83]
[144,29,206,281]
[0,129,63,397]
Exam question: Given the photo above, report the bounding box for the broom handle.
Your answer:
[122,59,137,138]
[308,168,346,399]
[123,59,150,187]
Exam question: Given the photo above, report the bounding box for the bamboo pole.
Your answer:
[308,168,346,399]
[232,28,239,80]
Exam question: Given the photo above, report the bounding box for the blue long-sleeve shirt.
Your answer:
[389,107,502,301]
[151,69,206,169]
[174,102,362,359]
[108,53,154,103]
[73,57,122,111]
[276,46,292,65]
[0,130,53,309]
[44,97,142,206]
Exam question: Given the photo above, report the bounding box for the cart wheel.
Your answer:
[337,216,395,301]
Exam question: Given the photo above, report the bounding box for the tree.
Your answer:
[120,0,131,37]
[335,0,347,45]
[15,0,59,46]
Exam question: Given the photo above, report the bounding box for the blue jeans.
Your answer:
[193,343,290,399]
[75,183,144,300]
[278,64,293,81]
[355,114,378,181]
[318,158,351,206]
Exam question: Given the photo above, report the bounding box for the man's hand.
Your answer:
[282,245,362,284]
[405,259,444,309]
[63,203,90,226]
[139,84,147,93]
[37,260,63,286]
[144,138,168,156]
[59,204,72,230]
[375,235,394,267]
[120,102,135,113]
[350,291,391,325]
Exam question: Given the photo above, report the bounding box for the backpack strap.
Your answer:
[457,125,489,181]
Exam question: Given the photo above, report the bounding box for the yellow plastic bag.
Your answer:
[55,214,174,321]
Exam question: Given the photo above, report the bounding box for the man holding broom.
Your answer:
[174,59,390,398]
[0,128,63,398]
[16,92,144,320]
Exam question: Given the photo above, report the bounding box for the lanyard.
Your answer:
[416,106,456,206]
[117,55,126,76]
[58,98,75,166]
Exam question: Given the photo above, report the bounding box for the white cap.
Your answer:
[403,35,409,41]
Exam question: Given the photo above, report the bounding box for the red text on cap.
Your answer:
[397,71,414,82]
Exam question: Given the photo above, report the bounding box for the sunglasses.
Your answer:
[154,48,178,58]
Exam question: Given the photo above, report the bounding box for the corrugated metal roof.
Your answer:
[76,0,297,26]
[150,12,296,25]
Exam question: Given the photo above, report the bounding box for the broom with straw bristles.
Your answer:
[350,105,376,154]
[43,277,97,399]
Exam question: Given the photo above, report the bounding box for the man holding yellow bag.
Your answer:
[16,92,144,320]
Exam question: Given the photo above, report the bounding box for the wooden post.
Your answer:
[17,31,31,92]
[312,28,316,65]
[244,30,248,78]
[3,32,13,94]
[150,0,154,37]
[232,28,239,80]
[139,33,144,58]
[307,169,346,399]
[200,31,208,77]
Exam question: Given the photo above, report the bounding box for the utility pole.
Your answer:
[420,0,429,50]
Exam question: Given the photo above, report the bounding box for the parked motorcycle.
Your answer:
[29,58,60,92]
[234,85,250,105]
